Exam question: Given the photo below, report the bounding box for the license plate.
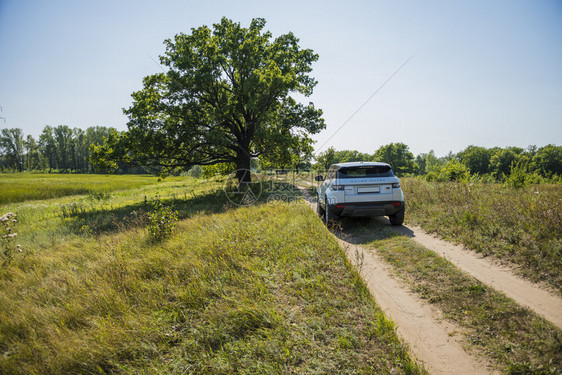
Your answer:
[357,186,380,193]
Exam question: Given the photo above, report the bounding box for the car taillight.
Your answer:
[332,185,345,191]
[392,182,400,188]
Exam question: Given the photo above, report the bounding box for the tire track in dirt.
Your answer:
[297,187,495,374]
[336,238,496,375]
[391,224,562,330]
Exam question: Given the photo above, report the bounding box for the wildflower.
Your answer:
[0,212,15,223]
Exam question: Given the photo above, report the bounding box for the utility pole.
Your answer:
[0,106,5,123]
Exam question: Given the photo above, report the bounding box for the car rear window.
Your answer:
[337,165,394,178]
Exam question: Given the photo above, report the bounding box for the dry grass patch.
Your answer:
[402,178,562,294]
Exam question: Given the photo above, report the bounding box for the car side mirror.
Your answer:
[315,175,324,181]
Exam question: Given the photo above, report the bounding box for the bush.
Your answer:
[425,171,440,182]
[504,162,529,189]
[147,199,178,242]
[504,162,553,189]
[439,160,470,182]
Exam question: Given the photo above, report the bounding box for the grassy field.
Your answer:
[0,175,424,374]
[401,178,562,294]
[0,173,181,204]
[339,218,562,374]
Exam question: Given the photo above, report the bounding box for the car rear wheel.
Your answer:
[316,195,325,217]
[325,196,337,225]
[389,209,405,226]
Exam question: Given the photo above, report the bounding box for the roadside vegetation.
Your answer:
[401,178,562,294]
[0,175,424,374]
[339,219,562,374]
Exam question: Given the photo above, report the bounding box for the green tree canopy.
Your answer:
[0,128,25,171]
[24,134,41,171]
[373,142,416,176]
[532,144,562,177]
[314,147,372,171]
[314,147,338,171]
[415,150,444,175]
[457,145,493,175]
[91,18,325,182]
[490,148,520,177]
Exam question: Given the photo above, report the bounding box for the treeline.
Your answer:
[2,126,561,186]
[0,126,116,173]
[314,143,562,186]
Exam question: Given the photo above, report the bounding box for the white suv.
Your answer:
[316,162,405,225]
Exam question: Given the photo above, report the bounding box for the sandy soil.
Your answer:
[336,237,497,374]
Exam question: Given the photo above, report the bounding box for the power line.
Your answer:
[146,53,166,73]
[314,54,415,155]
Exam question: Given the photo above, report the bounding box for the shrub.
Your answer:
[425,171,440,182]
[504,162,551,189]
[147,199,178,242]
[439,160,470,182]
[504,162,529,189]
[87,190,111,201]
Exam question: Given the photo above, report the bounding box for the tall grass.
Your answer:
[0,178,424,374]
[402,178,562,293]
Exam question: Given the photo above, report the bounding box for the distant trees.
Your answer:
[313,143,562,184]
[0,125,115,173]
[315,147,338,172]
[489,148,520,178]
[531,144,562,177]
[372,142,416,176]
[24,135,40,171]
[432,145,562,183]
[1,124,561,184]
[314,147,371,171]
[0,128,25,171]
[314,142,416,177]
[457,146,494,175]
[415,150,447,175]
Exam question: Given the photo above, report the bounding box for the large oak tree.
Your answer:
[92,18,325,182]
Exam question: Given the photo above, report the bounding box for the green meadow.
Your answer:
[0,174,423,374]
[0,173,178,204]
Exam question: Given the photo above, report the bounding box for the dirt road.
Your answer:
[336,237,496,374]
[390,223,562,330]
[298,184,562,372]
[298,188,496,374]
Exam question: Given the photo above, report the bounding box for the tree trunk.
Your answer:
[236,145,252,183]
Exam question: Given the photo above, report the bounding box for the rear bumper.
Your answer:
[328,201,404,217]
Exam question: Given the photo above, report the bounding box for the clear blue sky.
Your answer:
[1,0,561,157]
